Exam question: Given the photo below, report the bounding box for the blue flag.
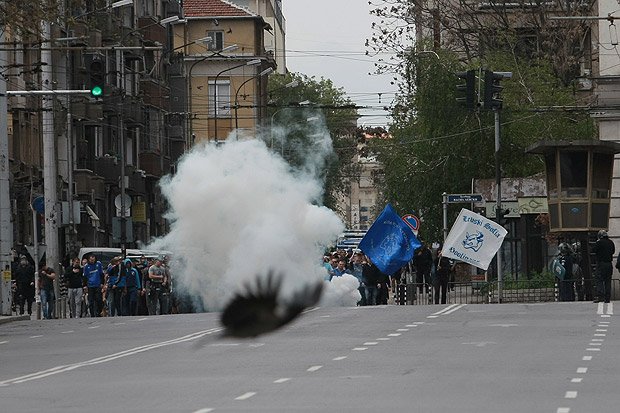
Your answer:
[358,204,421,275]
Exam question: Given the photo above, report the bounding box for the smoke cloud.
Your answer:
[150,119,347,310]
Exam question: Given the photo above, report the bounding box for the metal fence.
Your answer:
[393,278,620,305]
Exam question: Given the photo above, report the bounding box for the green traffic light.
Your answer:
[91,86,103,97]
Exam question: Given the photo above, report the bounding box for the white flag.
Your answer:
[442,208,507,271]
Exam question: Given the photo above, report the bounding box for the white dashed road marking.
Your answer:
[597,302,604,315]
[606,302,613,315]
[235,392,256,401]
[565,391,578,399]
[557,408,570,413]
[582,356,592,361]
[88,326,100,329]
[333,356,347,361]
[352,347,367,351]
[274,378,290,384]
[0,340,8,344]
[387,333,401,337]
[61,331,74,334]
[307,365,322,372]
[576,367,587,374]
[191,408,213,413]
[29,335,42,339]
[363,342,378,346]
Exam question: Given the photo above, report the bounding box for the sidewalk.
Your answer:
[0,315,31,325]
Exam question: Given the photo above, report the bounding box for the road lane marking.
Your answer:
[443,304,467,315]
[302,307,321,314]
[594,334,606,337]
[607,302,613,315]
[405,324,418,327]
[352,347,367,351]
[427,315,439,318]
[29,335,42,339]
[396,328,409,332]
[595,329,607,332]
[576,367,587,374]
[571,378,583,383]
[597,302,604,315]
[192,409,213,413]
[274,378,290,383]
[586,348,601,351]
[333,356,347,361]
[0,328,223,386]
[565,391,578,399]
[0,340,8,344]
[137,318,148,321]
[557,408,570,413]
[88,326,100,329]
[376,338,390,341]
[601,314,611,318]
[235,392,256,400]
[582,356,592,361]
[488,324,519,327]
[363,342,378,346]
[588,343,602,346]
[430,304,459,316]
[599,321,610,324]
[61,331,74,334]
[387,333,401,337]
[591,339,604,342]
[307,365,322,372]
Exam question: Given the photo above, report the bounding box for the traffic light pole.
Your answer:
[0,26,13,315]
[494,108,503,303]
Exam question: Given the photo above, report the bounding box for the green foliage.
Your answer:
[372,45,595,241]
[267,73,359,211]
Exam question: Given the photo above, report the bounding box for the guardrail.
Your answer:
[393,278,620,305]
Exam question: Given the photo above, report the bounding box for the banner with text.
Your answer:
[442,208,507,271]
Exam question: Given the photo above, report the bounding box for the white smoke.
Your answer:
[150,121,348,310]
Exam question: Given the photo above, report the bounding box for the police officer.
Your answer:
[592,229,615,303]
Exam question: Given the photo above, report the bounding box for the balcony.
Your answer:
[139,151,163,177]
[140,79,170,110]
[93,156,120,183]
[138,17,166,46]
[74,169,105,200]
[122,98,144,126]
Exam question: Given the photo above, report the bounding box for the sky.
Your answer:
[282,1,396,128]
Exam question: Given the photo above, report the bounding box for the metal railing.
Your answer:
[393,278,620,305]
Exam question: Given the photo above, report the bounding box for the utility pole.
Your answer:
[0,24,14,315]
[41,21,61,315]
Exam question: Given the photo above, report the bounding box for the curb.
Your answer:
[0,315,31,326]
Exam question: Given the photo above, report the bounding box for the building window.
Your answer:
[208,80,231,118]
[206,31,224,51]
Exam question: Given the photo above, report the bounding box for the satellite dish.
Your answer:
[114,194,132,210]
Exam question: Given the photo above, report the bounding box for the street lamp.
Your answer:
[213,59,262,141]
[234,66,274,130]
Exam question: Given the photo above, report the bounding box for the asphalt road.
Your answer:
[0,301,616,413]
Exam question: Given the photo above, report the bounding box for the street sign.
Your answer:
[447,194,483,203]
[402,214,420,236]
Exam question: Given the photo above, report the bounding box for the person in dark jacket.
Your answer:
[14,257,35,315]
[362,256,383,306]
[434,250,452,304]
[557,243,575,302]
[592,230,615,303]
[39,265,56,319]
[65,257,86,318]
[414,243,433,294]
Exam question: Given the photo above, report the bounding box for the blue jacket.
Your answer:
[83,261,104,288]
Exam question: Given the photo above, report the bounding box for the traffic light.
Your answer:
[87,55,105,98]
[456,69,476,109]
[496,207,511,226]
[483,70,504,110]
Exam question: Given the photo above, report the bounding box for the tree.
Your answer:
[267,72,359,212]
[367,44,595,241]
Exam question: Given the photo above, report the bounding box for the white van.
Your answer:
[78,247,170,266]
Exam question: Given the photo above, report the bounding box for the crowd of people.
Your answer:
[323,242,454,305]
[11,254,175,319]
